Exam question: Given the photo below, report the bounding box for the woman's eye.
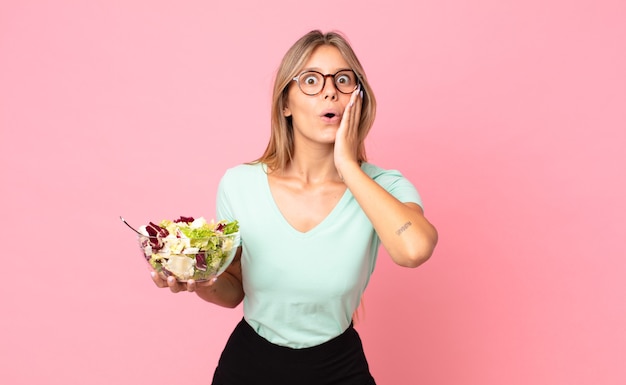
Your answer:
[336,75,350,84]
[303,75,319,85]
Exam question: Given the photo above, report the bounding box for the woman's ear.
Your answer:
[282,93,292,117]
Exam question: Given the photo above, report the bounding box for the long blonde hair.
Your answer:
[253,30,377,171]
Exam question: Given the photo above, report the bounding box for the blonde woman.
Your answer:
[152,30,438,385]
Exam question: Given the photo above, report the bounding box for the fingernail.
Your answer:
[359,90,363,98]
[150,271,156,279]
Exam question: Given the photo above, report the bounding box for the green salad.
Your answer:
[138,216,240,281]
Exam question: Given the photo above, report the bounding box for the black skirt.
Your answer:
[211,318,376,385]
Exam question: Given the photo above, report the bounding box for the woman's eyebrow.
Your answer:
[299,67,352,74]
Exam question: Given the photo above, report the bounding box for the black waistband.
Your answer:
[235,318,360,362]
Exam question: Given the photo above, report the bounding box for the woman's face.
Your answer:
[284,45,354,147]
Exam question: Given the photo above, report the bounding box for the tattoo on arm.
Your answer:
[395,221,412,235]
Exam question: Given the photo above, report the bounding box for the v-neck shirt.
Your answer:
[216,162,422,348]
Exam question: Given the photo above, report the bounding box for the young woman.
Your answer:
[151,30,438,385]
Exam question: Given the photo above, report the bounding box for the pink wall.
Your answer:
[1,1,624,384]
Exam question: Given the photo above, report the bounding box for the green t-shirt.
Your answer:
[216,162,422,348]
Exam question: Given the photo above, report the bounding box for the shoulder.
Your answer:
[220,162,266,183]
[361,162,406,182]
[361,162,423,206]
[216,163,266,211]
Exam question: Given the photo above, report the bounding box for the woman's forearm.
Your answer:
[194,248,244,308]
[194,272,244,308]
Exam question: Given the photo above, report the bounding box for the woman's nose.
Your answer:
[321,75,338,99]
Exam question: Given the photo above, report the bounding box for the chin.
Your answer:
[319,133,338,144]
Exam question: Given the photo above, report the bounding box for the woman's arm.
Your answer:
[151,247,245,308]
[341,165,438,267]
[334,88,438,267]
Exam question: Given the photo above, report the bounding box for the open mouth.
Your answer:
[323,113,336,118]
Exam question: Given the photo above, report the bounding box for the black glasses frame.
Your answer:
[292,69,360,96]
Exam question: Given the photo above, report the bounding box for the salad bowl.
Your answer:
[123,216,240,282]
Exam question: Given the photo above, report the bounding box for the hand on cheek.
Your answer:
[334,85,363,175]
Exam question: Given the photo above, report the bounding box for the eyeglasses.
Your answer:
[292,69,359,96]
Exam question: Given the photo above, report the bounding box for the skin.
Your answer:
[152,45,438,305]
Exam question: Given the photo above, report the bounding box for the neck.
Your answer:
[283,144,341,184]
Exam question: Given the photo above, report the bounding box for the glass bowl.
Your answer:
[138,232,240,282]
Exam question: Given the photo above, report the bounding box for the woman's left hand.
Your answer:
[334,85,363,178]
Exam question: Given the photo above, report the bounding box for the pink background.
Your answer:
[1,1,625,384]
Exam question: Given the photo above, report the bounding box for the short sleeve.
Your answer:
[362,163,423,209]
[215,170,235,222]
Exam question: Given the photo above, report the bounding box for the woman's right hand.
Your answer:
[150,271,215,293]
[149,247,244,308]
